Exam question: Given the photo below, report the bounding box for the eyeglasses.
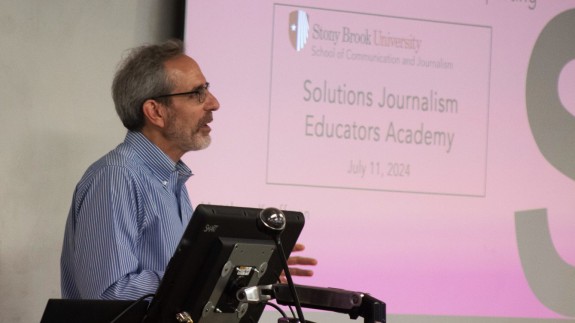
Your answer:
[151,82,210,104]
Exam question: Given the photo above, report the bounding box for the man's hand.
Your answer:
[281,243,318,283]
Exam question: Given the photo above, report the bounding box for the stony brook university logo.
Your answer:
[289,10,310,51]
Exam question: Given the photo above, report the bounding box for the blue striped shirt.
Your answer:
[60,131,194,300]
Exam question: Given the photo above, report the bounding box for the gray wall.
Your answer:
[0,1,181,322]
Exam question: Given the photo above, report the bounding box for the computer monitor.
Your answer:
[142,204,305,323]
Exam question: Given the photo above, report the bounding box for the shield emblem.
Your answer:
[289,10,309,51]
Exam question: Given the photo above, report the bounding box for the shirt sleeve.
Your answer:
[71,166,162,300]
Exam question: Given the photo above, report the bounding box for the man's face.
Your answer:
[162,55,220,154]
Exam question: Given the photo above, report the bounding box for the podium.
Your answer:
[40,299,148,323]
[45,205,385,322]
[39,285,386,323]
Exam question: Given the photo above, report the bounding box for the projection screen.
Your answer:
[183,1,575,321]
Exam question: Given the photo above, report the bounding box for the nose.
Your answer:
[204,90,220,111]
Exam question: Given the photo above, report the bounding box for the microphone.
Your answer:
[257,207,307,322]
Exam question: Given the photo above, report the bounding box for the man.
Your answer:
[61,40,316,300]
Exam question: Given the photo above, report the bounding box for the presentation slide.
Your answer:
[184,1,575,320]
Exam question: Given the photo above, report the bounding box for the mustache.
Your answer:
[198,112,213,126]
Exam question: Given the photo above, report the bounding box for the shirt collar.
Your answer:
[124,131,193,183]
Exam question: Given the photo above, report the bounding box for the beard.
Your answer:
[165,112,213,152]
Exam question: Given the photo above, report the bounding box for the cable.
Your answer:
[265,301,288,318]
[109,293,154,323]
[275,237,306,322]
[274,273,298,319]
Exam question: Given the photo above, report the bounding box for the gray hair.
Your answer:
[112,39,185,131]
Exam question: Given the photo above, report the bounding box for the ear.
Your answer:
[142,99,168,128]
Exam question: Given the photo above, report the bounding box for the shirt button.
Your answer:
[162,181,168,186]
